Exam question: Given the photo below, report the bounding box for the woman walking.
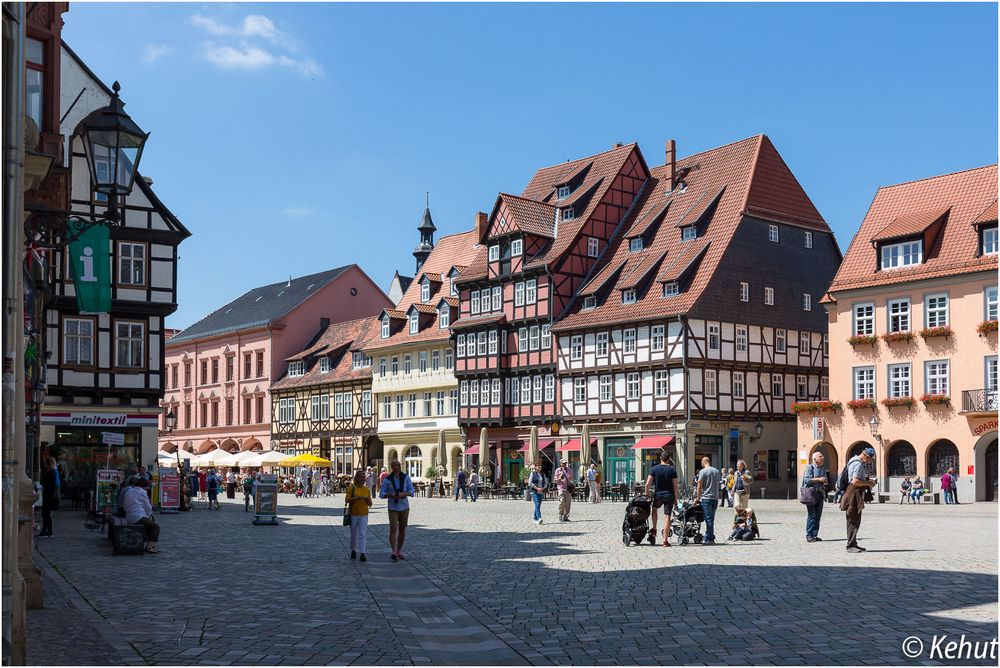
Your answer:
[38,457,59,537]
[346,470,373,561]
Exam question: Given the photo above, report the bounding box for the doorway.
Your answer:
[985,439,998,502]
[604,437,636,486]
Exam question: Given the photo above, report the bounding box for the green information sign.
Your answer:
[67,219,111,314]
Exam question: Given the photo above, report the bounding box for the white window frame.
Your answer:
[488,245,499,262]
[420,281,430,302]
[362,391,371,417]
[987,286,999,322]
[888,363,911,398]
[562,207,575,221]
[881,240,922,270]
[492,285,502,311]
[544,374,554,402]
[418,351,428,373]
[391,356,399,375]
[63,317,94,366]
[925,293,949,328]
[662,282,679,297]
[528,325,540,351]
[511,238,523,256]
[477,331,487,356]
[596,332,609,357]
[739,282,749,302]
[471,290,481,315]
[599,375,611,401]
[115,322,145,368]
[775,329,786,353]
[118,242,146,286]
[853,303,875,336]
[383,395,392,419]
[626,372,640,400]
[803,293,812,311]
[518,327,528,351]
[681,226,697,241]
[735,326,747,352]
[533,375,542,403]
[651,325,665,352]
[514,282,525,306]
[764,287,774,306]
[708,324,720,351]
[574,377,586,403]
[570,335,583,360]
[768,225,779,243]
[511,377,520,404]
[320,357,331,373]
[381,316,390,339]
[800,331,811,354]
[622,289,637,304]
[820,376,829,400]
[796,375,808,400]
[623,328,637,354]
[984,226,999,255]
[404,354,412,374]
[583,295,597,310]
[431,349,440,371]
[587,237,599,258]
[457,336,466,357]
[445,348,453,369]
[460,381,469,407]
[925,360,949,396]
[491,378,501,405]
[654,370,668,398]
[705,369,717,397]
[629,238,643,252]
[888,298,910,333]
[488,330,498,354]
[409,311,419,334]
[733,371,745,398]
[772,373,784,398]
[557,185,571,199]
[541,324,551,350]
[805,231,813,249]
[525,279,537,304]
[439,304,450,329]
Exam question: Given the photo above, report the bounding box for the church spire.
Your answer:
[413,192,436,273]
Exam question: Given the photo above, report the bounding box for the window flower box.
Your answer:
[880,331,915,344]
[977,320,998,337]
[881,396,916,409]
[847,335,878,347]
[847,398,876,411]
[919,394,951,406]
[919,325,953,340]
[791,401,843,414]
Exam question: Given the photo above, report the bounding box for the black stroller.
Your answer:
[670,499,705,545]
[622,495,652,546]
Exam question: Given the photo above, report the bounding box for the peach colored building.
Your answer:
[159,266,392,454]
[796,165,997,502]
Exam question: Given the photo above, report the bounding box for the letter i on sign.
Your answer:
[79,247,97,282]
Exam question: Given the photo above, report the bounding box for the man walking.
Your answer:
[587,464,600,503]
[802,452,830,542]
[527,461,546,524]
[454,468,468,501]
[644,451,679,546]
[468,468,479,502]
[733,460,752,510]
[840,447,877,553]
[694,456,721,545]
[554,458,574,522]
[379,460,415,561]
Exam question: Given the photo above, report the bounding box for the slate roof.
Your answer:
[271,318,376,390]
[169,266,350,344]
[554,134,830,331]
[828,164,998,294]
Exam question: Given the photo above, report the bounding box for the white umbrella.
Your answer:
[199,448,238,467]
[232,450,261,466]
[254,450,291,466]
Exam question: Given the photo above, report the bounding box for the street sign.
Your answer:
[101,431,124,446]
[811,417,824,441]
[253,474,279,525]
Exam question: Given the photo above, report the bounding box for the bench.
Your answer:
[108,516,145,555]
[920,492,940,504]
[877,493,890,504]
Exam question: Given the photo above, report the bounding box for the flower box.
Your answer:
[881,331,915,343]
[881,396,916,409]
[919,325,953,340]
[847,399,876,411]
[919,394,951,406]
[791,401,843,414]
[977,320,998,336]
[847,334,878,346]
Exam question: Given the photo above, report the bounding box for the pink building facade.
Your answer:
[159,265,392,454]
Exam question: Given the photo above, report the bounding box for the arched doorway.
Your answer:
[974,432,998,502]
[450,446,463,476]
[887,441,917,477]
[404,446,422,479]
[847,441,876,477]
[364,435,383,469]
[927,440,959,476]
[809,442,838,476]
[386,448,399,466]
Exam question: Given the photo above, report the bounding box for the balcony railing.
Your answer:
[962,389,998,414]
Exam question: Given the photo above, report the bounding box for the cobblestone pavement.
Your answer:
[28,493,998,666]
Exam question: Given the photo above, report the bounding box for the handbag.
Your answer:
[343,484,353,526]
[798,465,820,505]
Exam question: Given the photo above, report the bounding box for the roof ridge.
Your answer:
[532,142,638,175]
[653,134,763,168]
[500,192,557,208]
[876,163,997,191]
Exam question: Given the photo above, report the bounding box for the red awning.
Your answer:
[556,438,597,452]
[517,439,557,452]
[463,445,479,455]
[632,435,675,450]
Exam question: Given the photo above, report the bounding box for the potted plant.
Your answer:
[920,393,951,406]
[847,334,878,347]
[881,396,916,409]
[881,331,916,343]
[977,320,998,336]
[847,398,877,411]
[919,325,953,340]
[791,400,843,414]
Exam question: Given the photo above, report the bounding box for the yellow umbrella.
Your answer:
[278,453,332,467]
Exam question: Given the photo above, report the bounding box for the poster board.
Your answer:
[253,474,279,525]
[96,469,122,515]
[159,468,180,512]
[752,451,768,481]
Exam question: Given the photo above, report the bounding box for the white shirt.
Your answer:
[123,486,153,524]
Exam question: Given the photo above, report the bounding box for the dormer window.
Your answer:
[352,352,370,369]
[557,185,571,200]
[681,226,697,241]
[488,245,500,262]
[587,237,599,258]
[288,361,304,377]
[319,357,331,373]
[583,296,597,310]
[880,240,922,270]
[420,281,430,302]
[622,289,637,305]
[511,238,523,256]
[409,311,419,335]
[982,226,998,255]
[629,238,644,252]
[381,315,390,339]
[439,304,450,329]
[662,282,679,297]
[562,207,575,221]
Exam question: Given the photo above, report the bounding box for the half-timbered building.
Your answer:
[270,317,380,474]
[38,43,190,481]
[364,209,479,481]
[453,143,649,483]
[551,135,842,494]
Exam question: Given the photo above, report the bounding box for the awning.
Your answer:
[632,435,675,450]
[518,439,555,452]
[556,438,597,452]
[463,445,480,455]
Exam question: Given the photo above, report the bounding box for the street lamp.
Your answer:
[868,415,882,443]
[164,409,187,512]
[165,410,177,432]
[749,421,764,443]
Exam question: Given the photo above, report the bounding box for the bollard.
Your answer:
[760,487,766,500]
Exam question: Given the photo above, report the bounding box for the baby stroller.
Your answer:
[622,495,652,546]
[670,499,704,545]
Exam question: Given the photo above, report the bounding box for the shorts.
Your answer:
[388,508,410,531]
[652,495,675,509]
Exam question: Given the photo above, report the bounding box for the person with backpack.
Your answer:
[527,461,547,525]
[379,460,415,561]
[801,451,830,542]
[242,474,255,512]
[205,469,221,510]
[839,447,877,553]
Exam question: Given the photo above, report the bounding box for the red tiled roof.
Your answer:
[496,193,557,239]
[973,199,998,226]
[578,258,627,297]
[672,186,725,228]
[450,312,507,331]
[617,251,666,291]
[829,164,998,293]
[555,135,828,331]
[870,206,950,243]
[271,318,375,390]
[628,200,670,240]
[408,303,439,315]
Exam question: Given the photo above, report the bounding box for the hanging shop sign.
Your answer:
[253,474,279,525]
[67,218,111,314]
[811,417,825,441]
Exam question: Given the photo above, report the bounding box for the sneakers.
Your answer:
[533,519,542,525]
[847,546,863,553]
[806,537,816,543]
[812,537,823,542]
[391,553,398,561]
[647,530,656,545]
[351,550,357,560]
[359,554,367,562]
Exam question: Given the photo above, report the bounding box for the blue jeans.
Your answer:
[531,492,543,521]
[806,498,824,538]
[455,483,467,500]
[943,490,954,504]
[469,484,478,502]
[700,499,718,541]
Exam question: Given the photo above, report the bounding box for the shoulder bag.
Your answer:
[343,484,353,526]
[798,465,820,505]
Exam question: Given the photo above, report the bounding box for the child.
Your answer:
[728,508,749,540]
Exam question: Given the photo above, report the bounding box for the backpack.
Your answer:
[836,464,851,493]
[207,476,218,491]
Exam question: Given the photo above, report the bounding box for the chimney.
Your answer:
[475,211,489,242]
[665,139,676,191]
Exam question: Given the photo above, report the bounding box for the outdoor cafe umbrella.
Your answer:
[279,453,332,467]
[250,450,290,468]
[198,448,238,468]
[527,426,538,474]
[438,430,448,475]
[231,450,261,467]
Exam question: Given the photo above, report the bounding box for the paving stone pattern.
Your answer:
[27,494,998,666]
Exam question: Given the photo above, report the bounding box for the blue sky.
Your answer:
[63,2,998,330]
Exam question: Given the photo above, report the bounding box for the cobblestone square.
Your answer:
[28,495,998,666]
